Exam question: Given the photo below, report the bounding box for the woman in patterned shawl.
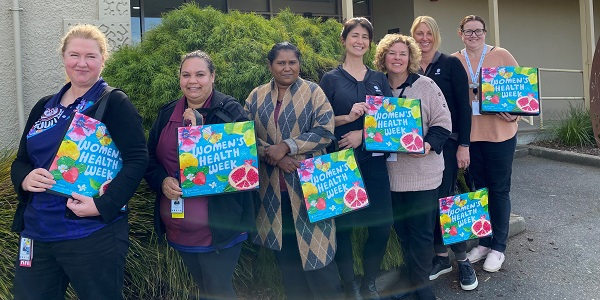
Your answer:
[244,42,342,300]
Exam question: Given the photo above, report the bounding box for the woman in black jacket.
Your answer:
[144,50,254,300]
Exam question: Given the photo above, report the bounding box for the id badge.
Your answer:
[472,101,481,116]
[171,197,184,219]
[19,237,33,267]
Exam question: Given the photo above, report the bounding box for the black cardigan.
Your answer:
[10,88,149,232]
[421,52,471,146]
[144,90,255,249]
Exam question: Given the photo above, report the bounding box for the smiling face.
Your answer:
[269,49,300,89]
[412,22,435,54]
[179,57,215,105]
[343,25,370,58]
[62,38,105,89]
[384,42,409,76]
[460,20,487,50]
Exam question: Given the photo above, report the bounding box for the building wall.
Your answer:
[395,0,588,120]
[371,0,414,41]
[1,1,18,148]
[0,0,130,148]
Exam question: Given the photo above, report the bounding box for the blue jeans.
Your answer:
[469,135,517,252]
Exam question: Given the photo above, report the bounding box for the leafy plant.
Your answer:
[102,4,344,130]
[550,103,595,147]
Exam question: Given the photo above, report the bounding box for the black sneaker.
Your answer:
[429,256,452,280]
[457,259,478,291]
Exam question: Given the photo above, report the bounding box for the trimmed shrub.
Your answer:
[102,4,345,129]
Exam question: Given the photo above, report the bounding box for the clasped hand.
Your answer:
[67,192,100,217]
[162,176,183,200]
[409,142,432,158]
[21,168,56,192]
[345,102,370,123]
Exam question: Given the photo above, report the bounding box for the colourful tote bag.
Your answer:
[297,148,369,223]
[439,188,492,245]
[479,66,540,115]
[177,120,259,198]
[363,95,424,154]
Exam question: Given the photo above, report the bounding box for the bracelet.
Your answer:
[459,144,469,148]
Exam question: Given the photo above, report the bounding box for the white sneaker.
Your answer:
[483,250,505,272]
[466,246,491,263]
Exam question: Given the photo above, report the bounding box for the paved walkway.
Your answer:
[380,148,600,300]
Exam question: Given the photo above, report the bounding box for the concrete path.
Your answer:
[379,149,600,300]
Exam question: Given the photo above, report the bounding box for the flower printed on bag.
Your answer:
[297,158,315,181]
[178,126,201,152]
[67,114,98,141]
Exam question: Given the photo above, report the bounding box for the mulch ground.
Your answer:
[530,140,600,156]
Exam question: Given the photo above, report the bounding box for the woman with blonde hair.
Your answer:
[374,33,451,300]
[11,24,148,299]
[410,16,477,290]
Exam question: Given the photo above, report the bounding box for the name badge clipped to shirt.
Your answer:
[171,197,184,219]
[19,237,33,267]
[470,83,481,116]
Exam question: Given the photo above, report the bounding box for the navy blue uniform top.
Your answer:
[319,65,392,162]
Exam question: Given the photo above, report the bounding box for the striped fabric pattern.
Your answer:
[245,77,337,270]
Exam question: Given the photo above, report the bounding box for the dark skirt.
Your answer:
[335,155,394,228]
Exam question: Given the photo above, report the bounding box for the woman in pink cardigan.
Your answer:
[374,33,452,300]
[452,15,519,273]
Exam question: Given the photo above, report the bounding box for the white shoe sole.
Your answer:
[467,249,491,263]
[429,266,452,280]
[483,254,505,272]
[460,277,479,291]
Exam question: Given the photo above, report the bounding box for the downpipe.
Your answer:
[10,0,25,134]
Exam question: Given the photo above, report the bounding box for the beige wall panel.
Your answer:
[499,0,582,119]
[371,0,414,41]
[413,0,488,54]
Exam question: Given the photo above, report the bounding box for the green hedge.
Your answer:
[0,5,402,299]
[103,4,346,129]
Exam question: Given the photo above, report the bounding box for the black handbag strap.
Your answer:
[93,87,117,121]
[322,131,339,152]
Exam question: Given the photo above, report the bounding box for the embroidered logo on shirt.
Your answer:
[27,107,65,138]
[435,68,441,75]
[374,85,382,94]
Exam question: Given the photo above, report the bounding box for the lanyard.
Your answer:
[464,45,487,85]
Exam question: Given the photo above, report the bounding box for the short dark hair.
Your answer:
[180,50,215,74]
[267,42,301,65]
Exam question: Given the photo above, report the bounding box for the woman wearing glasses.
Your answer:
[410,16,476,291]
[452,15,519,274]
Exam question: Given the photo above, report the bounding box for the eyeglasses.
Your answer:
[461,29,486,36]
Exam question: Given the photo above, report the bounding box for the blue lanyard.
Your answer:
[464,45,487,85]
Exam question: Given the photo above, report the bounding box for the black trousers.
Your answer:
[273,192,343,300]
[469,135,516,252]
[336,225,391,283]
[434,138,468,257]
[13,217,129,300]
[178,241,243,300]
[392,189,438,300]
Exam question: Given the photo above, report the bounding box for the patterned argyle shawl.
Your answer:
[244,77,336,270]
